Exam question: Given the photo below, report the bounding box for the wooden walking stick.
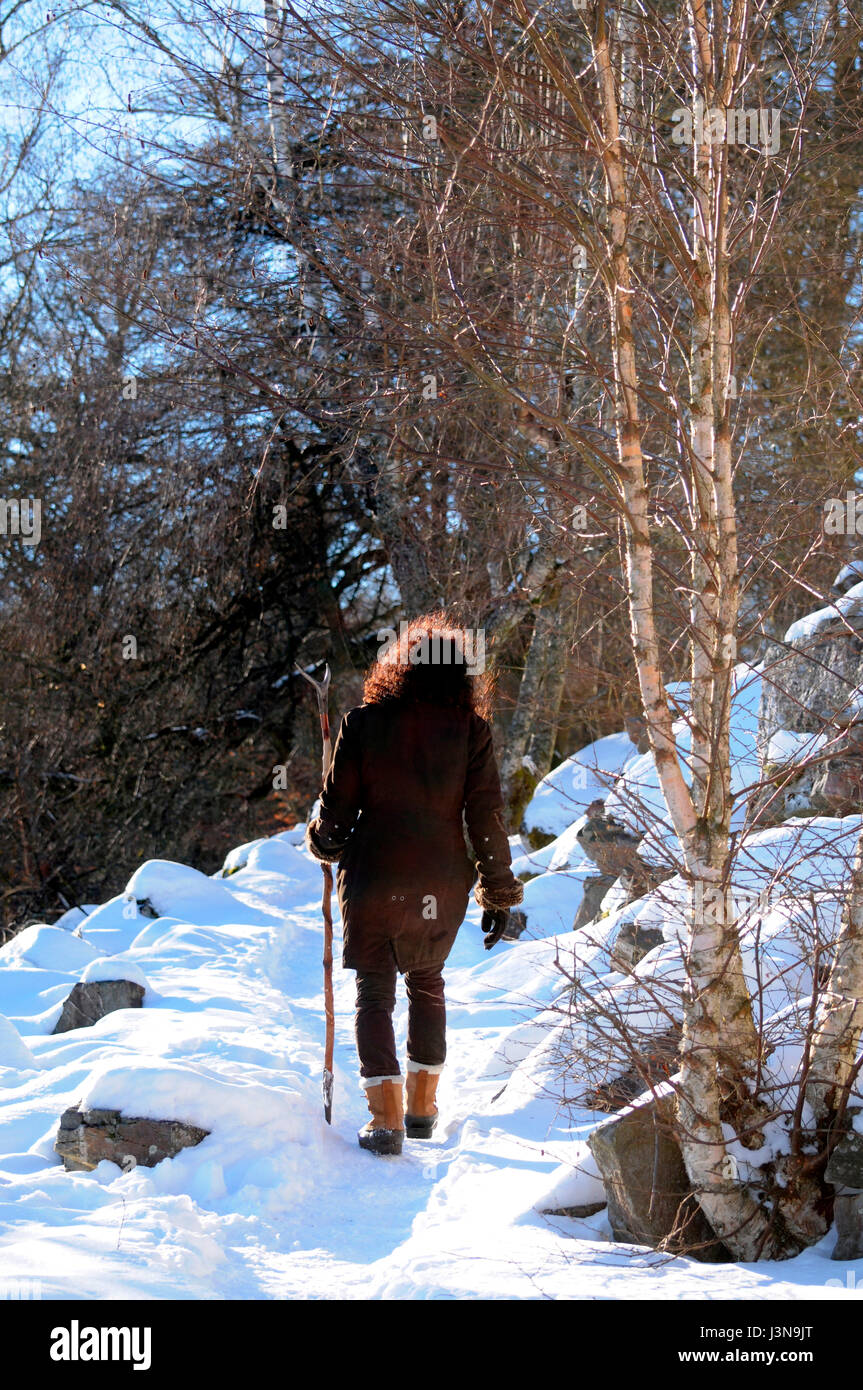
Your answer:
[298,663,335,1124]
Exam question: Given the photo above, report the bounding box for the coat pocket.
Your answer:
[390,879,470,972]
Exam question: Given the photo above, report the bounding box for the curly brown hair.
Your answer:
[363,613,492,718]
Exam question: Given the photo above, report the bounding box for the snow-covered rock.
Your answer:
[605,662,762,852]
[53,976,147,1035]
[765,730,828,766]
[533,1145,606,1215]
[77,1054,318,1145]
[515,864,596,939]
[219,827,309,878]
[0,1014,38,1074]
[522,732,638,842]
[55,1104,209,1173]
[76,894,152,955]
[784,579,863,647]
[80,957,149,990]
[124,860,280,928]
[219,839,267,876]
[833,561,863,596]
[52,904,99,931]
[588,1087,723,1259]
[0,924,100,972]
[758,581,863,764]
[511,817,593,877]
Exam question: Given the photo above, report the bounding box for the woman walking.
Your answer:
[305,616,524,1156]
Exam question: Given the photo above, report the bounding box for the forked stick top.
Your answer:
[296,663,333,779]
[297,663,331,700]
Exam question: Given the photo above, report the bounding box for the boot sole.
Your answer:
[358,1128,404,1156]
[405,1115,437,1139]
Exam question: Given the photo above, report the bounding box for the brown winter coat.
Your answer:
[305,700,523,973]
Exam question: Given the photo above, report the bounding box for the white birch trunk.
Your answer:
[593,6,784,1258]
[263,0,293,183]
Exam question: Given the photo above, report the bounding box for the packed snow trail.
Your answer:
[0,826,859,1299]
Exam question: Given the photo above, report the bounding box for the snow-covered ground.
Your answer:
[0,810,860,1300]
[2,649,863,1299]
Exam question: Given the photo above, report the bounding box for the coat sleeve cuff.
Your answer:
[305,817,349,864]
[473,879,524,911]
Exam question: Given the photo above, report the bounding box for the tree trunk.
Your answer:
[525,603,574,781]
[500,595,574,831]
[592,5,783,1258]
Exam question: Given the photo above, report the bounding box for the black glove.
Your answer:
[481,908,509,951]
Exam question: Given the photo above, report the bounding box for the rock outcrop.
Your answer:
[572,873,617,932]
[610,918,665,972]
[55,1106,209,1172]
[52,979,145,1035]
[827,1106,863,1261]
[832,1191,863,1261]
[759,581,863,742]
[574,801,671,935]
[541,1200,607,1219]
[754,566,863,824]
[587,1089,728,1261]
[825,1111,863,1189]
[577,802,648,882]
[810,724,863,815]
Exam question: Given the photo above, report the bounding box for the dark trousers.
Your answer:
[355,963,446,1078]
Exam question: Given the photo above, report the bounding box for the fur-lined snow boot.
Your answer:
[358,1077,404,1156]
[405,1061,443,1139]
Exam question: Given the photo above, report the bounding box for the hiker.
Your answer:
[305,616,524,1156]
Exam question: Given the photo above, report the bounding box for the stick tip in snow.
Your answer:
[323,1069,334,1124]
